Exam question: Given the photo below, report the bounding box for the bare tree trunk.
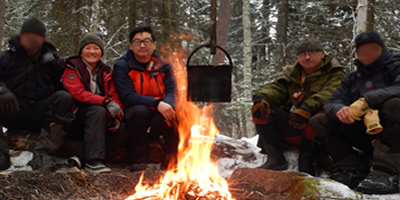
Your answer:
[259,0,270,70]
[259,0,270,63]
[242,0,255,137]
[160,0,172,52]
[146,0,153,25]
[212,0,231,65]
[356,0,374,34]
[73,0,83,54]
[0,0,5,50]
[129,0,137,32]
[90,0,101,32]
[275,0,288,71]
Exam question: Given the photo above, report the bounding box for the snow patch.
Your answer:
[4,150,33,173]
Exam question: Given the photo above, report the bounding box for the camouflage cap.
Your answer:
[295,38,323,55]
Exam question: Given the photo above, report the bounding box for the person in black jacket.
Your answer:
[0,17,67,170]
[310,31,400,194]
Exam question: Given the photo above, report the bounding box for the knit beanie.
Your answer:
[78,32,105,56]
[355,31,385,49]
[20,16,46,36]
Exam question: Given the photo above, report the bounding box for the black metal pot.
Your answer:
[186,44,232,102]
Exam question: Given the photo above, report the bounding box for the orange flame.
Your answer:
[125,43,234,200]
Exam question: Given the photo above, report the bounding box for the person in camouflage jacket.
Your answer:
[252,38,345,175]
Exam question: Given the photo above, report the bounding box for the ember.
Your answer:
[125,48,234,200]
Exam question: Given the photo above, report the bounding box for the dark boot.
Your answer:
[299,150,315,175]
[35,123,68,155]
[356,140,400,194]
[356,167,399,194]
[257,144,288,170]
[0,152,10,170]
[29,150,57,170]
[330,154,369,189]
[257,135,268,154]
[298,139,318,176]
[0,128,10,170]
[30,123,68,170]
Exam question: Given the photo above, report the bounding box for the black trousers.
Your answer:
[309,98,400,163]
[255,107,305,149]
[0,91,70,155]
[69,105,129,162]
[125,105,179,164]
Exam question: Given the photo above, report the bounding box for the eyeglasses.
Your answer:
[298,51,320,59]
[132,39,153,47]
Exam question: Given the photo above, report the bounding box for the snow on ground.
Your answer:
[2,150,32,174]
[217,134,299,177]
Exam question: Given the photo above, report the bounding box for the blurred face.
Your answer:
[129,32,156,63]
[297,50,325,72]
[356,43,383,66]
[19,33,46,56]
[80,43,102,68]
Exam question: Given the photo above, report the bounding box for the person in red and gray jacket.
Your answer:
[113,26,178,171]
[60,33,128,173]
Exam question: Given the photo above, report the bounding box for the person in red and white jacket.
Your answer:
[61,33,128,173]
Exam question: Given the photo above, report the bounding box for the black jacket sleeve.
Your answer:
[364,62,400,108]
[323,73,354,120]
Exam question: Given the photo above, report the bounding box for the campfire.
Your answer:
[125,48,234,200]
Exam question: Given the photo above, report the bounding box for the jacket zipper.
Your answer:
[140,73,144,95]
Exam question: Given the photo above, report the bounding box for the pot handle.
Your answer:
[186,44,233,67]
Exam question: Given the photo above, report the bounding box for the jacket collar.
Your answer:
[277,55,343,83]
[124,50,170,74]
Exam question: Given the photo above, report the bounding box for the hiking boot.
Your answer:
[257,144,288,170]
[85,160,111,173]
[356,168,400,194]
[299,151,315,176]
[0,153,10,170]
[330,167,369,188]
[68,155,82,169]
[29,151,57,170]
[130,163,147,172]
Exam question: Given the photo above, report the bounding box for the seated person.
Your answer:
[310,31,400,194]
[113,26,178,171]
[59,33,128,173]
[252,38,345,175]
[0,17,64,170]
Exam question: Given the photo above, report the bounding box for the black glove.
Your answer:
[251,94,270,124]
[0,83,19,113]
[104,99,124,120]
[288,105,312,130]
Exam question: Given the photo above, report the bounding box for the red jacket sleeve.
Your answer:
[62,67,106,105]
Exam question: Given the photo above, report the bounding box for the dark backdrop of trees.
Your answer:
[1,0,398,138]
